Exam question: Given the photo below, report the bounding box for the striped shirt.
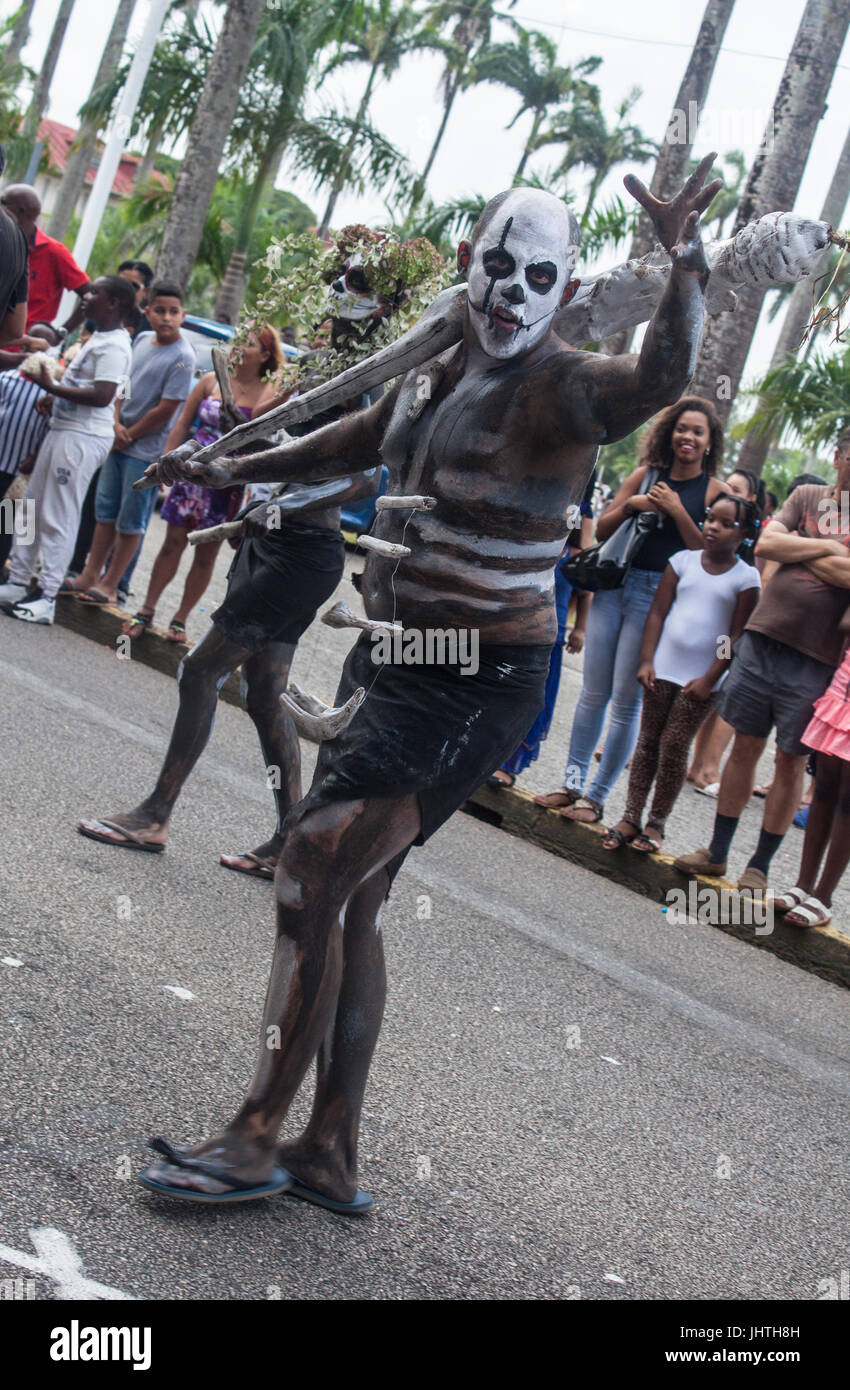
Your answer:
[0,368,50,474]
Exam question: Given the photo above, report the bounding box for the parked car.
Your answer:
[340,466,389,535]
[181,315,300,376]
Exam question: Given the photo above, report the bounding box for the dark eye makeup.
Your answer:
[526,261,557,293]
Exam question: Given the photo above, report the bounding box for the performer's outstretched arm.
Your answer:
[140,384,400,492]
[571,155,720,445]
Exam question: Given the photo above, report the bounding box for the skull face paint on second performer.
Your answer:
[459,188,580,360]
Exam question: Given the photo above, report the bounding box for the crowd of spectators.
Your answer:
[2,159,849,933]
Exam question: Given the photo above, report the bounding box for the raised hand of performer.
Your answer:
[624,152,722,277]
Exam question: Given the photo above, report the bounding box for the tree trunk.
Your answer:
[48,0,135,240]
[213,137,283,323]
[134,119,165,188]
[10,0,77,180]
[318,61,380,239]
[735,121,850,473]
[514,110,542,183]
[690,0,850,423]
[5,0,37,63]
[602,0,735,355]
[155,0,267,290]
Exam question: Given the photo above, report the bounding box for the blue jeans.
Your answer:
[564,567,662,805]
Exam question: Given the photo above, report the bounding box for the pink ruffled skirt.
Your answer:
[803,646,850,761]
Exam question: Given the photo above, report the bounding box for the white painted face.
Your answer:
[464,189,579,359]
[326,253,381,322]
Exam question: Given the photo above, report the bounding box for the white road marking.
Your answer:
[2,957,23,967]
[0,1227,136,1300]
[604,1272,626,1284]
[162,985,195,1001]
[600,1056,622,1065]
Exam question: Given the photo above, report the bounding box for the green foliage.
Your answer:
[246,224,449,391]
[737,347,850,452]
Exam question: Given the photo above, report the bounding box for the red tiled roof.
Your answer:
[36,118,169,198]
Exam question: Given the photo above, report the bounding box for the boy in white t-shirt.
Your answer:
[601,492,762,853]
[0,275,135,624]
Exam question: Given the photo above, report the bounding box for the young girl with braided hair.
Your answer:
[602,492,762,853]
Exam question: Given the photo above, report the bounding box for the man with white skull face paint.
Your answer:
[137,159,722,1211]
[464,189,580,359]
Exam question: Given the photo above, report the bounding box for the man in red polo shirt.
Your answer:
[0,184,90,328]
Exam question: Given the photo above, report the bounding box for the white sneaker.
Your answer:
[0,581,30,611]
[12,595,55,624]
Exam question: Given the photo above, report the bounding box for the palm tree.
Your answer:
[155,0,268,288]
[736,121,850,472]
[470,30,602,182]
[541,86,657,223]
[691,0,850,422]
[4,0,37,63]
[48,0,136,240]
[739,346,850,454]
[411,0,518,207]
[8,0,77,181]
[316,0,435,237]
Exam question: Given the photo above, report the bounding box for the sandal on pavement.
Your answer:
[785,895,832,929]
[562,797,604,824]
[166,618,190,644]
[75,587,112,605]
[486,771,516,789]
[632,824,665,853]
[601,820,641,851]
[693,782,719,798]
[219,851,277,880]
[138,1138,292,1204]
[533,787,579,810]
[77,817,166,852]
[122,609,154,639]
[773,886,809,915]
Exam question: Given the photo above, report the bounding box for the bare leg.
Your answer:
[78,623,253,846]
[145,794,421,1193]
[763,749,807,835]
[792,754,841,897]
[687,711,733,786]
[717,733,767,817]
[72,520,117,591]
[139,524,190,619]
[277,865,390,1200]
[811,759,850,907]
[170,539,221,627]
[91,530,143,600]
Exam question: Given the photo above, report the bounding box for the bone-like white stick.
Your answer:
[279,682,365,742]
[321,599,402,634]
[182,285,467,467]
[375,494,437,512]
[358,535,411,558]
[187,518,245,546]
[211,345,237,416]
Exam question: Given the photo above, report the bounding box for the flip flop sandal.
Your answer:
[138,1137,293,1204]
[219,851,277,880]
[752,785,770,799]
[534,787,579,809]
[123,609,154,638]
[773,886,810,915]
[694,782,719,797]
[601,823,641,851]
[75,588,111,605]
[166,618,190,644]
[285,1178,373,1216]
[77,817,165,852]
[785,895,832,929]
[486,772,515,789]
[561,797,603,824]
[632,828,664,853]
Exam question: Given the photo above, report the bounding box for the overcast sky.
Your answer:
[7,0,850,382]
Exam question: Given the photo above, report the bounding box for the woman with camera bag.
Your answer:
[536,397,728,822]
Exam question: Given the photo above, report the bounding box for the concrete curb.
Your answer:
[463,784,850,991]
[54,598,850,991]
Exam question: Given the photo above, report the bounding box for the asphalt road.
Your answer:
[2,615,850,1302]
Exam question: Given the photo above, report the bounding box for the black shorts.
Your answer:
[715,630,834,757]
[212,522,345,652]
[284,631,550,882]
